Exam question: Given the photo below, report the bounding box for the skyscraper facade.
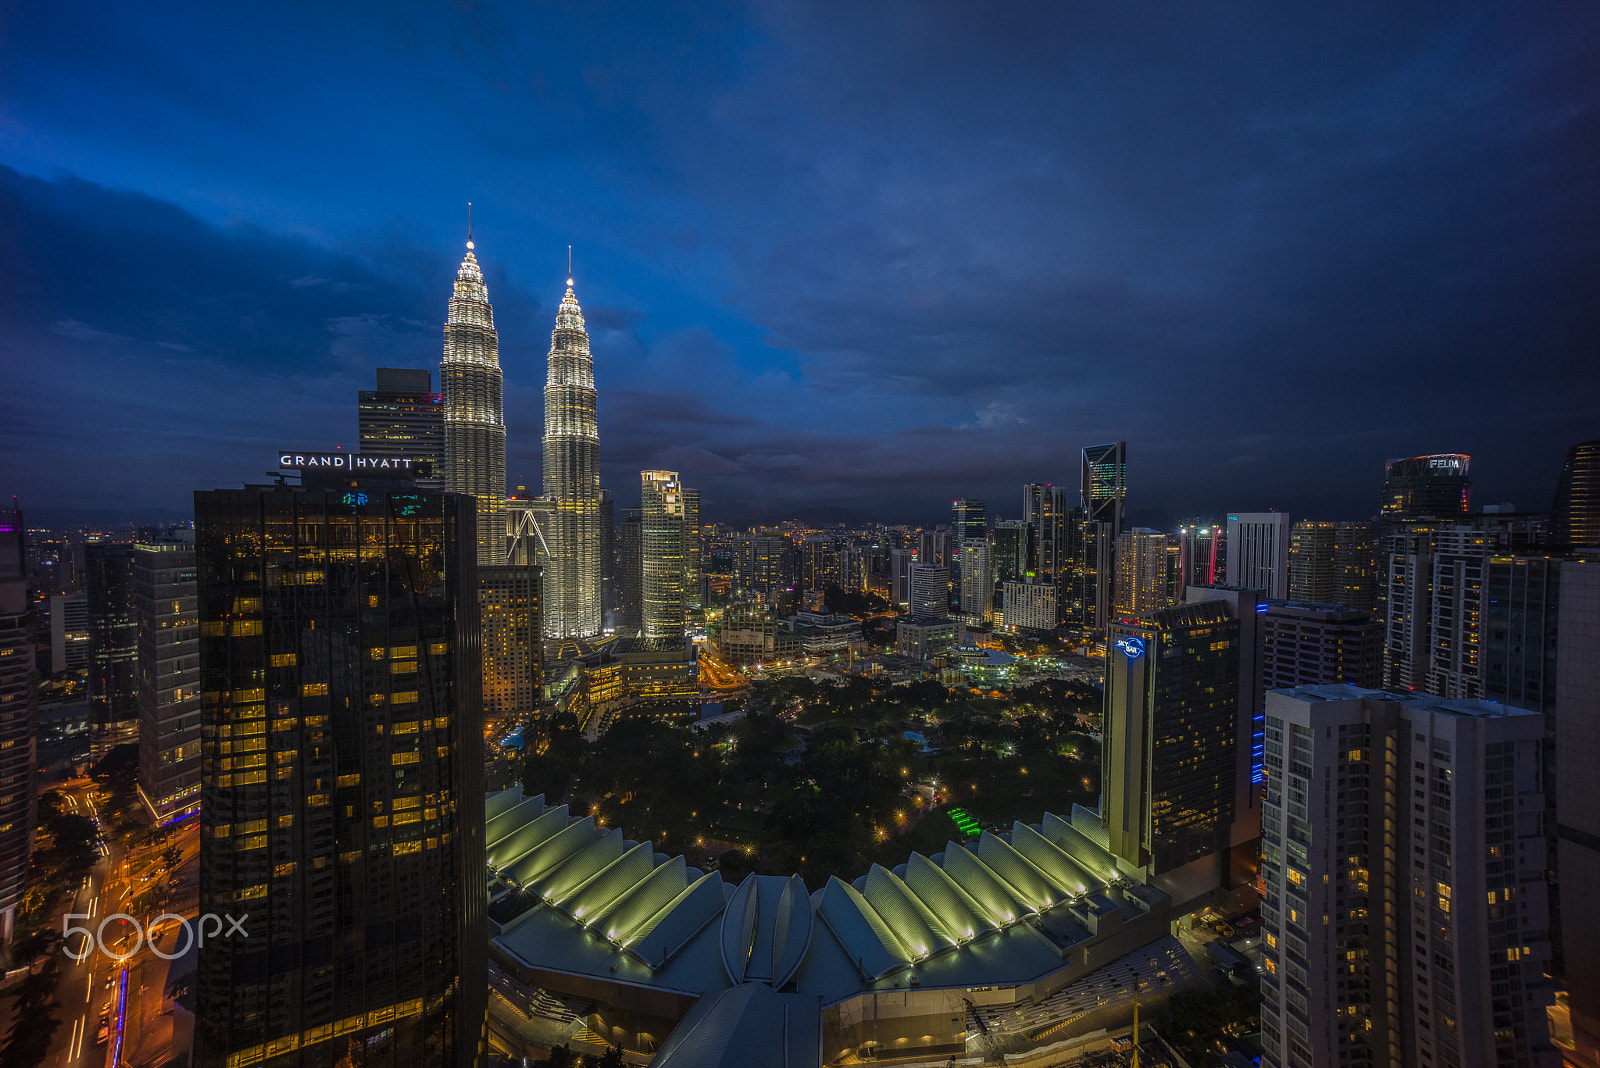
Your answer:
[801,537,843,596]
[134,543,201,823]
[1551,437,1600,549]
[480,564,541,721]
[1177,523,1223,589]
[957,539,993,624]
[910,564,950,620]
[542,277,603,638]
[440,238,506,565]
[680,486,701,609]
[86,540,139,731]
[0,507,37,944]
[1289,520,1377,610]
[640,470,687,639]
[1022,483,1069,576]
[1259,601,1383,691]
[1259,687,1555,1068]
[1102,601,1240,877]
[359,368,445,490]
[192,480,485,1068]
[1113,529,1177,616]
[991,520,1026,585]
[1554,560,1600,1064]
[1080,443,1127,534]
[1381,453,1472,519]
[619,511,643,629]
[1225,512,1291,600]
[598,488,616,624]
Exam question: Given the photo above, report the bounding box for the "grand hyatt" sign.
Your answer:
[278,451,420,472]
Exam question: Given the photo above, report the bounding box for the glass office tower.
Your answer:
[192,482,485,1068]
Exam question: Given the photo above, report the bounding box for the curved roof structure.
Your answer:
[484,785,1185,1063]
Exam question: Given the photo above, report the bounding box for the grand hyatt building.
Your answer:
[192,468,485,1068]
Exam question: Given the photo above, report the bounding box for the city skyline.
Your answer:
[3,5,1597,523]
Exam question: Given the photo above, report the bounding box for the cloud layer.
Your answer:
[1,3,1596,522]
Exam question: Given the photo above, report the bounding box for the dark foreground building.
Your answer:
[193,478,485,1068]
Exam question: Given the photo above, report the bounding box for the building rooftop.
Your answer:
[485,785,1169,1058]
[1273,684,1541,719]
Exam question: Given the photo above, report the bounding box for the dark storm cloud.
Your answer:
[1,2,1596,521]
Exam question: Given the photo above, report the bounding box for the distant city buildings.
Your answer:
[192,475,485,1068]
[910,563,950,619]
[1225,512,1291,600]
[0,507,37,944]
[1259,686,1556,1068]
[358,367,445,489]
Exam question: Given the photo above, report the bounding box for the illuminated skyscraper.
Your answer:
[641,470,687,639]
[440,232,506,565]
[1080,442,1127,535]
[681,487,701,608]
[86,540,138,738]
[1022,484,1068,576]
[0,506,37,944]
[1381,453,1471,520]
[1113,529,1177,615]
[192,478,485,1068]
[359,368,445,490]
[1552,437,1600,549]
[542,272,603,638]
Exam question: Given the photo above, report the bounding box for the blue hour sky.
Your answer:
[2,3,1596,523]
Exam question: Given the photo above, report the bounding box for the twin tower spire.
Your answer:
[439,211,603,638]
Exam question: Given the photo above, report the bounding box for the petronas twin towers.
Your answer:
[440,230,603,639]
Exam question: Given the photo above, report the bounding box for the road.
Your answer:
[35,781,200,1068]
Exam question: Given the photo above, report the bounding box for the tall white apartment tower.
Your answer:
[542,270,603,638]
[1226,512,1292,600]
[440,228,507,565]
[1260,685,1556,1068]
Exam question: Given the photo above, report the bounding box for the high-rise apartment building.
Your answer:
[1334,521,1377,611]
[440,236,506,565]
[1226,512,1291,600]
[1080,443,1127,535]
[1551,438,1600,549]
[50,590,89,672]
[1102,601,1242,880]
[0,507,38,944]
[1113,529,1177,616]
[1380,518,1545,698]
[541,274,603,638]
[1289,520,1376,610]
[359,368,445,490]
[917,530,951,568]
[957,540,993,625]
[951,498,986,611]
[1381,453,1472,519]
[133,544,201,824]
[1260,601,1382,691]
[910,564,950,620]
[1259,686,1556,1068]
[1001,579,1056,633]
[86,541,138,731]
[802,537,843,595]
[192,478,485,1068]
[480,564,541,721]
[735,535,795,602]
[641,470,687,640]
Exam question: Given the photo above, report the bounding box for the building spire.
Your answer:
[567,244,573,287]
[467,201,474,251]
